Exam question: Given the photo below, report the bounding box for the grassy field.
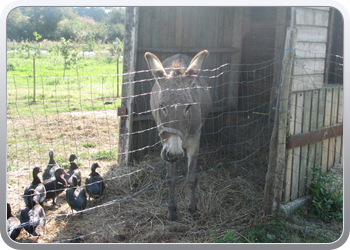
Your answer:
[7,47,123,172]
[7,48,123,117]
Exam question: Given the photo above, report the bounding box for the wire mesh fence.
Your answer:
[6,47,343,243]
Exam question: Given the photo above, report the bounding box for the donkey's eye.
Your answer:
[159,105,167,115]
[185,104,192,113]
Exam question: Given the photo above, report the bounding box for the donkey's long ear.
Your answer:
[144,52,167,79]
[184,50,209,76]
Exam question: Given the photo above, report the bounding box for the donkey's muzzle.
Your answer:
[161,137,185,162]
[161,146,184,162]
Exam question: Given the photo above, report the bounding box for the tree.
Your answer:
[21,7,66,40]
[103,7,125,25]
[6,7,124,43]
[103,8,125,42]
[7,8,30,41]
[74,7,107,22]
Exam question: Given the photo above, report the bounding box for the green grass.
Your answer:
[90,150,118,161]
[212,216,341,243]
[7,50,123,118]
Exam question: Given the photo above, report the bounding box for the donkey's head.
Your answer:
[145,50,209,162]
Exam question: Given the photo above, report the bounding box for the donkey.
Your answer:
[144,50,212,221]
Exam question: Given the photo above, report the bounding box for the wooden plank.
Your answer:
[150,7,161,49]
[137,7,150,48]
[286,124,343,149]
[188,7,199,50]
[328,88,339,168]
[118,7,139,166]
[159,7,169,49]
[306,89,319,190]
[166,7,177,49]
[295,42,327,58]
[285,142,294,202]
[207,7,219,76]
[335,87,343,164]
[299,90,311,197]
[322,88,332,171]
[196,7,211,49]
[242,7,252,37]
[335,135,342,164]
[216,7,226,49]
[291,92,304,200]
[295,8,329,27]
[297,26,328,43]
[291,74,324,92]
[222,7,234,47]
[175,7,184,48]
[208,7,219,52]
[315,88,325,170]
[285,92,297,202]
[293,59,325,76]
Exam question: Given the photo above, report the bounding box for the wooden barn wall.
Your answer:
[240,7,287,113]
[134,7,249,112]
[291,7,330,92]
[129,7,284,161]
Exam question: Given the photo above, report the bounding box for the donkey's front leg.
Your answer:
[187,135,200,219]
[166,161,178,221]
[188,153,199,219]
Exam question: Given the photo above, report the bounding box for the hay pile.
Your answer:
[8,149,267,243]
[7,112,270,243]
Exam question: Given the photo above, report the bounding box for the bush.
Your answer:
[7,62,17,71]
[309,166,343,221]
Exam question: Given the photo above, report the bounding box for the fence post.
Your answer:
[33,56,36,102]
[117,57,120,97]
[262,26,298,216]
[118,7,139,167]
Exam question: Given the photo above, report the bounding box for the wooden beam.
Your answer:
[137,47,241,53]
[286,124,343,149]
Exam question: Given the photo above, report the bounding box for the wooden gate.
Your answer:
[284,86,343,202]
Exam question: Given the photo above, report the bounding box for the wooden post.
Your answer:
[262,27,298,216]
[33,57,36,102]
[269,7,288,123]
[228,7,244,111]
[118,7,139,167]
[117,57,120,97]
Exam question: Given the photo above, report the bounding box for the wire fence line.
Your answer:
[6,48,343,243]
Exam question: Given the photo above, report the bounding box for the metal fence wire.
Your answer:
[6,49,343,243]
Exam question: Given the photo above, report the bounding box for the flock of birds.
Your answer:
[7,149,106,241]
